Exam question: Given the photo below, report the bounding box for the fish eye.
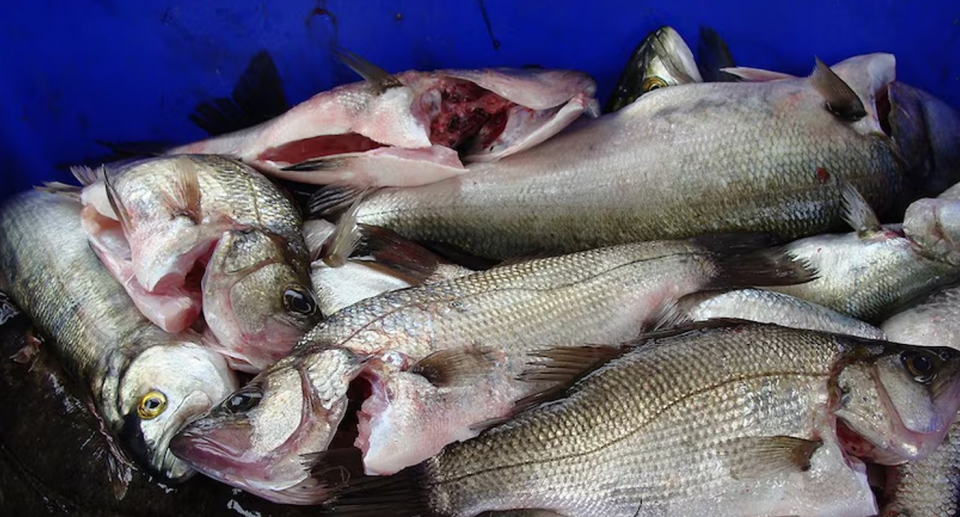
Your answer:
[902,351,937,384]
[224,386,263,413]
[642,77,668,93]
[282,284,318,316]
[137,391,168,420]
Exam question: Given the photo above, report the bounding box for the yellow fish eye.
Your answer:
[137,391,167,420]
[642,76,668,93]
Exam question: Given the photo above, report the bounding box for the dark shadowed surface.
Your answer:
[0,294,315,517]
[0,1,958,203]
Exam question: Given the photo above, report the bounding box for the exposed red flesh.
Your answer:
[428,79,516,151]
[258,133,387,164]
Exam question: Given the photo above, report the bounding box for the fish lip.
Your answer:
[152,390,216,481]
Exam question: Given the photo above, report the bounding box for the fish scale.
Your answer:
[420,328,842,516]
[319,324,960,517]
[347,63,901,259]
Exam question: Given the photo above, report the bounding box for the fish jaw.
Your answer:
[356,350,530,476]
[172,350,363,504]
[835,347,960,464]
[117,340,238,482]
[80,204,200,332]
[903,198,960,266]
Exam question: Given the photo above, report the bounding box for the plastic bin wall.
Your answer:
[1,1,958,203]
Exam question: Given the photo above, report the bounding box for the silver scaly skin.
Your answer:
[0,190,237,481]
[331,54,903,260]
[881,284,960,517]
[326,324,960,517]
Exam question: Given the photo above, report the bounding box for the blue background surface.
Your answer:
[1,1,958,202]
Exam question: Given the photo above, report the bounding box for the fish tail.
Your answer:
[693,234,818,289]
[314,450,440,517]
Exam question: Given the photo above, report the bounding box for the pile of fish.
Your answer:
[4,25,960,517]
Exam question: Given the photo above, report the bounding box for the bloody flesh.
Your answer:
[428,78,515,151]
[258,133,387,165]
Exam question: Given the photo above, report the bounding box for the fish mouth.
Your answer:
[151,390,218,481]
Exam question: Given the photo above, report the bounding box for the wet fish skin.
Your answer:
[201,228,321,373]
[0,191,238,482]
[880,284,960,516]
[325,324,960,517]
[605,26,702,113]
[173,236,813,501]
[77,154,317,369]
[323,54,903,260]
[0,296,318,517]
[678,288,886,339]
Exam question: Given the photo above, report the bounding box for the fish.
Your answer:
[0,289,328,517]
[200,228,321,372]
[0,191,239,481]
[71,154,319,370]
[320,323,960,517]
[605,26,702,113]
[677,288,886,339]
[171,235,815,502]
[880,284,960,516]
[770,181,960,321]
[304,219,473,315]
[168,49,599,188]
[902,189,960,267]
[309,54,942,261]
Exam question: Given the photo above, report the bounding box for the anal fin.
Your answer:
[838,178,882,236]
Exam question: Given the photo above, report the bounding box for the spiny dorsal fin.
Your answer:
[70,164,101,186]
[838,178,882,236]
[409,345,504,388]
[721,436,823,481]
[811,56,866,121]
[332,47,403,93]
[159,166,202,224]
[323,189,370,267]
[719,66,795,82]
[101,166,133,234]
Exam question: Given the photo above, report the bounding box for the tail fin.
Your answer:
[692,234,817,290]
[190,50,289,136]
[307,449,438,517]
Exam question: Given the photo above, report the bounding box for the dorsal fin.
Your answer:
[810,56,867,121]
[332,47,403,93]
[838,178,882,236]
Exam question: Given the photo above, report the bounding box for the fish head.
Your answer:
[638,26,702,93]
[902,197,960,265]
[169,348,365,504]
[202,229,321,372]
[887,82,960,202]
[116,338,238,482]
[605,26,702,112]
[834,344,960,464]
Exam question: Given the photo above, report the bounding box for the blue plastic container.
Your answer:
[1,1,958,203]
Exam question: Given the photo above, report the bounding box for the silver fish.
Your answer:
[322,324,960,517]
[312,54,920,260]
[0,191,238,481]
[171,236,813,503]
[678,288,886,339]
[881,284,960,516]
